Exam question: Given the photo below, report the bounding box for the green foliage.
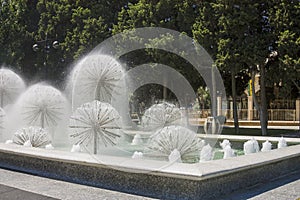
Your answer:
[269,0,300,97]
[113,0,198,34]
[0,0,31,70]
[113,0,203,105]
[196,86,211,109]
[35,0,109,65]
[0,0,129,84]
[193,1,286,98]
[0,0,298,99]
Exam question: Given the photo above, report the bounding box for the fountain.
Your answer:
[199,144,213,162]
[261,140,272,152]
[168,149,182,163]
[131,133,143,145]
[70,144,81,153]
[69,100,122,154]
[243,138,260,155]
[223,145,236,158]
[45,143,54,150]
[132,151,143,159]
[68,54,125,111]
[145,125,204,162]
[12,126,51,148]
[0,68,26,108]
[278,137,287,148]
[141,102,182,131]
[3,83,70,145]
[220,139,235,158]
[0,27,299,200]
[0,68,24,140]
[220,139,231,149]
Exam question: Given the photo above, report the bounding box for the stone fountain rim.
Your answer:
[0,142,300,181]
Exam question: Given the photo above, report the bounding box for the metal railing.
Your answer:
[189,109,297,121]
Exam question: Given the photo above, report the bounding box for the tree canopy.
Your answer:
[0,0,298,102]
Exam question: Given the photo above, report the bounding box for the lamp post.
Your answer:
[0,0,9,16]
[32,34,59,80]
[1,0,9,7]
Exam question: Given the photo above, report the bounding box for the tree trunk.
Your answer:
[260,64,268,135]
[212,65,217,117]
[251,67,268,136]
[231,71,239,134]
[251,70,260,112]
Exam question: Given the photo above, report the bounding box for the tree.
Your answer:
[33,0,110,84]
[193,1,246,134]
[192,1,218,59]
[269,0,300,98]
[113,0,198,34]
[193,1,274,135]
[0,0,32,72]
[245,1,277,136]
[0,0,135,85]
[196,86,211,111]
[113,0,203,105]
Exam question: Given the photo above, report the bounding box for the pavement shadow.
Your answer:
[220,169,300,200]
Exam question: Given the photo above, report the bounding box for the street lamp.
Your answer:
[32,34,60,79]
[32,36,59,55]
[1,0,7,7]
[0,0,9,14]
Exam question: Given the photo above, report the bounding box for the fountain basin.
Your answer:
[200,134,300,149]
[0,141,300,199]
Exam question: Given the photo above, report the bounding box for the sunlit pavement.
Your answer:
[0,168,155,200]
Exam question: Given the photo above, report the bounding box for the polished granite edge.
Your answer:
[0,143,300,199]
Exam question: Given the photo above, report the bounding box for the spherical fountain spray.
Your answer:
[69,54,125,110]
[4,83,70,145]
[20,84,67,128]
[141,102,182,131]
[0,68,26,108]
[12,126,51,147]
[69,100,122,154]
[146,125,204,162]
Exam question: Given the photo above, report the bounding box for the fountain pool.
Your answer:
[0,27,300,199]
[1,137,300,200]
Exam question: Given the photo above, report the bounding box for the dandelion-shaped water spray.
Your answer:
[71,55,125,109]
[0,107,5,130]
[0,68,25,108]
[69,100,122,154]
[12,126,51,147]
[146,125,204,161]
[142,102,182,130]
[20,84,66,128]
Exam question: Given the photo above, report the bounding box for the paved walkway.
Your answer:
[0,168,299,200]
[0,168,154,200]
[221,169,300,200]
[0,184,57,200]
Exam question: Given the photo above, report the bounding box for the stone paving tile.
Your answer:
[0,184,14,193]
[0,184,58,200]
[0,168,156,200]
[220,170,300,200]
[250,178,300,200]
